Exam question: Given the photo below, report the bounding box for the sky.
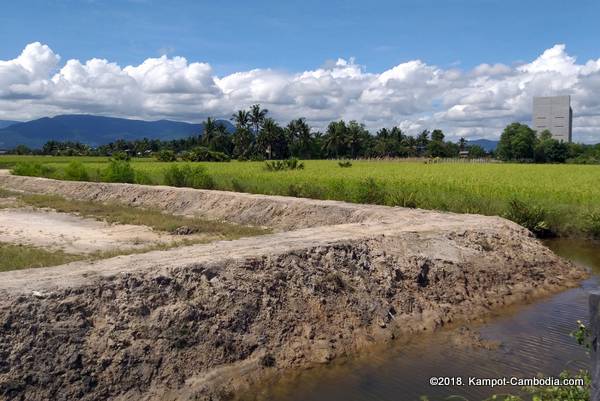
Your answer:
[1,0,600,142]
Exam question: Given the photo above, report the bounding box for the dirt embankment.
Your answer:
[0,174,587,401]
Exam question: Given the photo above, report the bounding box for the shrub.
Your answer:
[163,164,214,189]
[356,177,386,204]
[63,161,90,181]
[111,151,131,161]
[183,146,230,162]
[338,160,352,168]
[504,198,552,237]
[10,162,55,178]
[155,149,177,162]
[134,170,154,185]
[101,160,136,183]
[585,211,600,238]
[264,158,304,171]
[387,191,418,208]
[249,154,266,162]
[231,179,246,192]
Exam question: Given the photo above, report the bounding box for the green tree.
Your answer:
[231,109,250,129]
[323,120,348,158]
[249,104,268,134]
[286,118,313,158]
[467,144,487,158]
[232,127,255,158]
[497,123,536,161]
[257,118,288,159]
[346,121,370,158]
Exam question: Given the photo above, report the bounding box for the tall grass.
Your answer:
[6,157,600,237]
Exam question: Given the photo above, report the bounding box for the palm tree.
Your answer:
[231,110,250,130]
[258,118,288,159]
[249,104,268,134]
[286,118,312,158]
[201,117,217,148]
[323,120,348,158]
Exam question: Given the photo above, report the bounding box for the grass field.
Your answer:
[2,155,599,237]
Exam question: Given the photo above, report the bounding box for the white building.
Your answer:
[532,96,573,142]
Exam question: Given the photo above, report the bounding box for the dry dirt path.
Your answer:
[0,207,174,254]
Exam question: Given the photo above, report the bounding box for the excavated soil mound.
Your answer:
[0,173,587,401]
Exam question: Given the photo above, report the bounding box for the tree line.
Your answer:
[497,122,600,163]
[7,104,600,163]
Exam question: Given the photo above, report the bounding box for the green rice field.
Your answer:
[1,155,599,237]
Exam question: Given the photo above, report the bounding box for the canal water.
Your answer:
[252,239,599,401]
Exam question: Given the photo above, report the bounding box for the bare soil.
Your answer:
[0,207,177,254]
[0,172,588,401]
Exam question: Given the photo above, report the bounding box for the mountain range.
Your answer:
[467,138,498,152]
[0,120,19,130]
[0,114,500,151]
[0,115,234,149]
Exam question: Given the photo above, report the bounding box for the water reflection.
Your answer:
[252,239,598,401]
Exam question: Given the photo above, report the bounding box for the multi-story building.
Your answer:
[532,96,573,142]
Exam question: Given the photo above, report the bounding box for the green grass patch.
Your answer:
[0,242,83,272]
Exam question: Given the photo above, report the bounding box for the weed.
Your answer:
[155,149,177,162]
[504,199,552,237]
[163,164,214,189]
[102,159,136,183]
[585,211,600,238]
[10,162,55,178]
[338,160,352,168]
[356,177,385,204]
[264,158,304,171]
[63,161,90,181]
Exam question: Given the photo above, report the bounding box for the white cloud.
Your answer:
[1,42,600,143]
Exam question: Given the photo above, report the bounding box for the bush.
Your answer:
[111,151,131,161]
[231,179,246,192]
[387,190,418,208]
[504,199,552,237]
[10,162,55,178]
[134,170,154,185]
[63,161,90,181]
[101,160,136,183]
[182,147,230,162]
[155,149,177,162]
[264,158,304,171]
[356,177,386,204]
[163,164,214,189]
[338,160,352,168]
[585,211,600,238]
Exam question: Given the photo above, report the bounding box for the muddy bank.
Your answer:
[0,174,588,401]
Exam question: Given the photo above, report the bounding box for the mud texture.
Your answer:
[0,173,587,401]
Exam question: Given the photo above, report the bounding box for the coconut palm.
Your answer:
[231,110,250,130]
[249,104,268,134]
[201,117,218,148]
[323,120,348,158]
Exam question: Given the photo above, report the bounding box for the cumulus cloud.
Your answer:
[1,42,600,142]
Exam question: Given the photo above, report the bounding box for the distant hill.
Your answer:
[0,120,19,130]
[467,139,498,152]
[0,115,234,149]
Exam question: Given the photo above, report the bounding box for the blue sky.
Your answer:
[2,0,599,75]
[1,0,600,142]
